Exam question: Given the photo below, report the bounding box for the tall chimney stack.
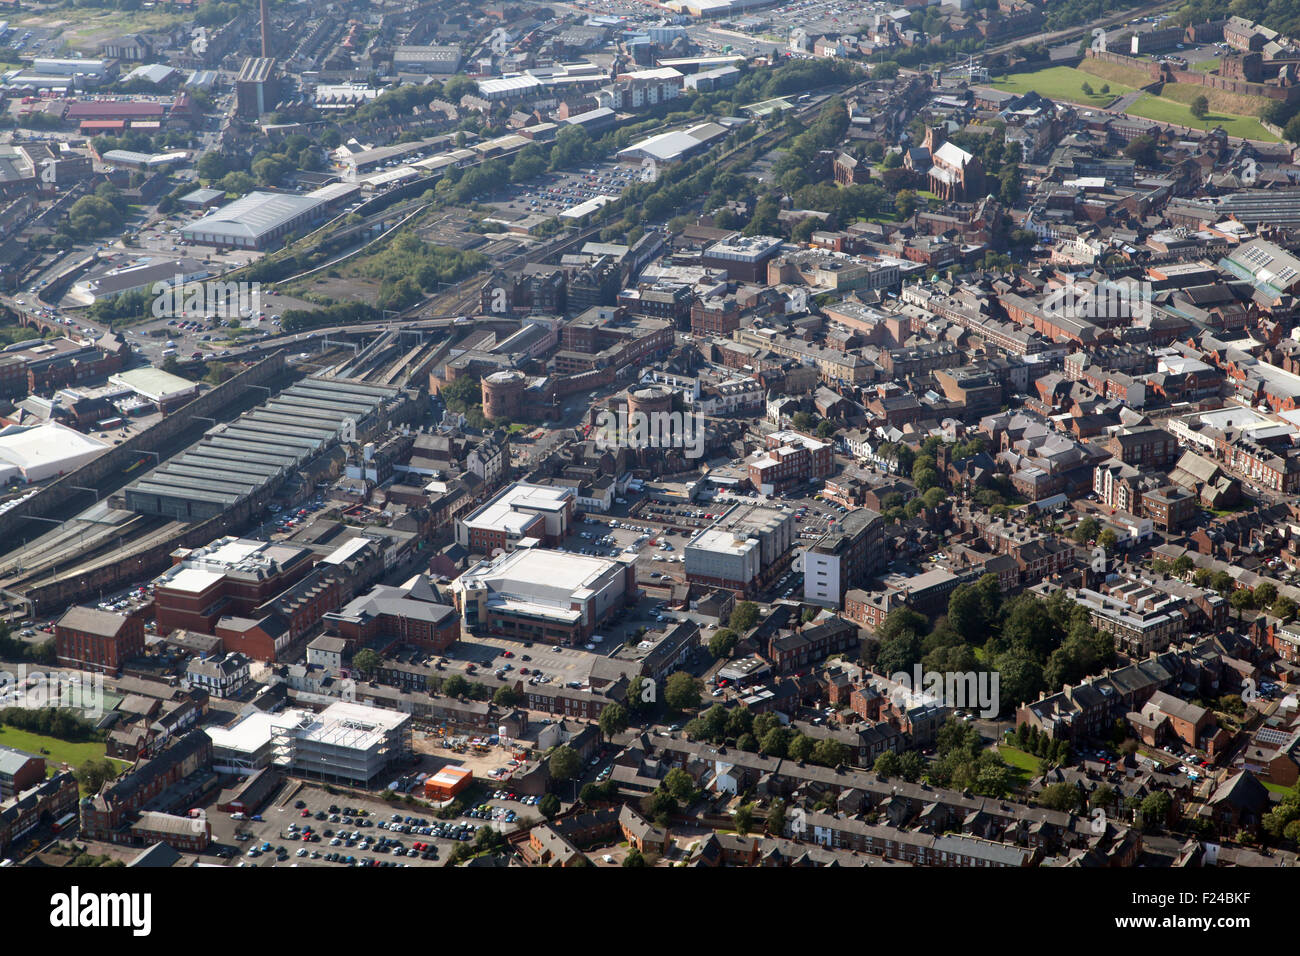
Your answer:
[260,0,270,57]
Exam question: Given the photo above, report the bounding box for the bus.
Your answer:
[52,812,77,833]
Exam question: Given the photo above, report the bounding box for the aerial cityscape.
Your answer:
[0,0,1296,890]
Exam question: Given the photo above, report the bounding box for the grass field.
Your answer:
[1193,57,1220,71]
[991,66,1137,106]
[996,744,1042,786]
[1126,92,1278,141]
[1078,57,1152,89]
[0,725,117,772]
[1156,81,1274,120]
[16,9,187,52]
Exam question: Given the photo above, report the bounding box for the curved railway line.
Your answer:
[0,504,182,595]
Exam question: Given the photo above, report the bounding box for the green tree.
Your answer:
[767,799,787,836]
[539,793,561,819]
[196,151,228,181]
[1091,784,1116,810]
[788,733,815,762]
[623,847,648,867]
[1073,516,1100,544]
[442,674,467,698]
[811,738,849,768]
[352,648,380,677]
[729,601,760,631]
[598,702,628,740]
[734,802,754,835]
[1139,791,1172,829]
[626,676,654,715]
[1190,94,1209,120]
[708,628,739,659]
[664,671,702,712]
[1124,134,1158,166]
[1230,588,1256,620]
[760,726,792,758]
[664,767,696,804]
[1040,782,1084,812]
[74,757,119,794]
[219,171,254,194]
[874,751,902,778]
[899,751,925,782]
[894,189,918,220]
[548,746,581,783]
[493,686,521,707]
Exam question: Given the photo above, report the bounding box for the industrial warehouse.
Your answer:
[119,377,405,521]
[178,189,333,250]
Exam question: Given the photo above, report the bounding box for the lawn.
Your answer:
[1157,81,1274,120]
[1263,781,1298,797]
[996,744,1042,786]
[1193,57,1221,72]
[0,725,118,773]
[1126,92,1278,141]
[1078,57,1151,89]
[990,66,1137,107]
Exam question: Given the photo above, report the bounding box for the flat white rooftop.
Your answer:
[689,528,758,556]
[163,567,225,594]
[462,482,572,534]
[476,547,617,593]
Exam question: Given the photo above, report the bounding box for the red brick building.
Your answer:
[152,538,340,662]
[55,606,145,675]
[691,296,741,336]
[325,583,461,652]
[80,730,213,847]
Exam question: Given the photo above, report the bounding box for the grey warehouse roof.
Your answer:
[180,191,327,244]
[123,377,399,518]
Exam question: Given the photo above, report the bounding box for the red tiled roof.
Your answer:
[67,101,165,119]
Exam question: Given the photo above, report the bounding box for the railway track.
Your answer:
[0,506,179,594]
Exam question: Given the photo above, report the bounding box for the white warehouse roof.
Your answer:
[0,421,109,483]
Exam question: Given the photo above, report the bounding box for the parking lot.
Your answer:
[485,161,639,218]
[441,633,599,685]
[208,783,515,867]
[748,0,893,39]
